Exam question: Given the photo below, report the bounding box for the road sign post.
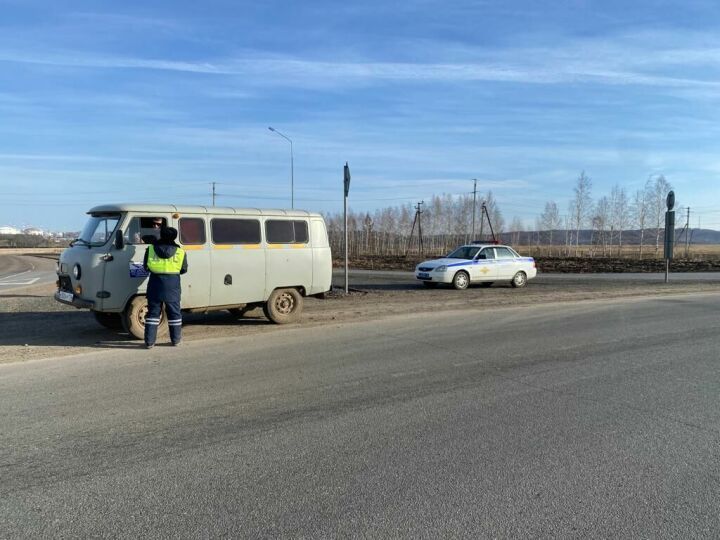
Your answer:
[343,163,351,294]
[664,191,675,283]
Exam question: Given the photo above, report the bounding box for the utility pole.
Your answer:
[212,182,216,207]
[471,179,478,240]
[417,200,425,256]
[405,201,425,257]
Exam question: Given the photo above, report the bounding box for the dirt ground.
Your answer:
[3,270,720,365]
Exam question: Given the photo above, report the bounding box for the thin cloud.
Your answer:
[2,33,720,90]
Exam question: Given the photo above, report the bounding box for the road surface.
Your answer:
[333,268,720,289]
[2,292,719,537]
[0,254,56,291]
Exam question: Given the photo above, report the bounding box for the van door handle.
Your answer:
[102,254,114,262]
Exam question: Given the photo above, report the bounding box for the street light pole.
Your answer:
[268,126,294,209]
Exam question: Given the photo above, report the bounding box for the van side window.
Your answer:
[179,218,206,245]
[293,221,309,243]
[211,219,261,244]
[266,220,309,244]
[125,216,166,245]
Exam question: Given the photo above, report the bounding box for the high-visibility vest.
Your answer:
[147,245,185,274]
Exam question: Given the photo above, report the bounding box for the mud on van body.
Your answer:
[55,204,332,339]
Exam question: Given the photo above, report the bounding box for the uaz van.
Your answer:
[55,204,332,339]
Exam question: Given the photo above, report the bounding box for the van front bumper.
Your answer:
[54,291,95,309]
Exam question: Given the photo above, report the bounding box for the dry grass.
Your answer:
[513,244,720,260]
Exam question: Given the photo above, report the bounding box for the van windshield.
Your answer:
[77,214,121,246]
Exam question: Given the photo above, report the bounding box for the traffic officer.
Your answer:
[142,226,188,348]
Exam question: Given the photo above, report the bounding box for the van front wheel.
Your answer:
[122,296,167,340]
[263,288,303,324]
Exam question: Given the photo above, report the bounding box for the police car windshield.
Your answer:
[78,214,121,246]
[447,246,481,259]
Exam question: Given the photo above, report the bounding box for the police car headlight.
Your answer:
[73,264,81,279]
[435,265,447,272]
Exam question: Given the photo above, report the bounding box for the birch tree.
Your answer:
[632,187,649,258]
[612,185,630,255]
[594,196,611,256]
[540,201,562,245]
[569,171,593,255]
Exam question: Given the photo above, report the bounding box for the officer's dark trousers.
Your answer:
[144,298,182,345]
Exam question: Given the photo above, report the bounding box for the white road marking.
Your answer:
[0,278,40,286]
[0,269,33,281]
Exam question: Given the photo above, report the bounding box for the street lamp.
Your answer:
[268,126,294,209]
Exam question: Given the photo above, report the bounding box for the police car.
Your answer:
[415,243,537,290]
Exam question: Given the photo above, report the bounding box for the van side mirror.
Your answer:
[114,229,125,250]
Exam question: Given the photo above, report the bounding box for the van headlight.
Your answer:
[435,265,447,272]
[73,264,82,279]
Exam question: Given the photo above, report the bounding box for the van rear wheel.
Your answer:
[122,296,168,340]
[263,288,303,324]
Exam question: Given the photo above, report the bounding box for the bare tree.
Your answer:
[632,187,649,258]
[509,216,524,245]
[611,185,630,255]
[540,201,562,246]
[569,171,593,256]
[594,196,611,256]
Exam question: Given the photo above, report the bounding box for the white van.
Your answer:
[55,204,332,339]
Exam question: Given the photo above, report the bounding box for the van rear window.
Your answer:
[266,220,309,244]
[179,218,206,245]
[211,219,261,244]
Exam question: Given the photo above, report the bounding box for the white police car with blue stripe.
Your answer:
[415,244,537,290]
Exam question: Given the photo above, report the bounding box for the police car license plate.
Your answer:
[418,272,430,279]
[58,290,73,302]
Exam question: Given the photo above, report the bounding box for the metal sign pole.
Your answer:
[344,163,351,294]
[664,190,675,284]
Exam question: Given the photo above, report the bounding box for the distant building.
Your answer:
[22,227,45,236]
[0,226,21,235]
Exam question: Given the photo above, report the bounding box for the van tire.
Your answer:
[93,311,123,330]
[263,288,303,324]
[122,296,168,340]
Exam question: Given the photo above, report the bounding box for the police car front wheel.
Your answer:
[452,271,470,290]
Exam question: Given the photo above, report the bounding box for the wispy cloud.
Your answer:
[2,29,720,90]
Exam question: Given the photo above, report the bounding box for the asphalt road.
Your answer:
[2,293,719,537]
[0,255,56,291]
[333,268,720,289]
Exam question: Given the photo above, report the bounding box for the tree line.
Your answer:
[325,173,678,258]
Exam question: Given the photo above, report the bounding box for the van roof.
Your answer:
[87,204,323,218]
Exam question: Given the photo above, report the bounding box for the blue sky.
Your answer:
[1,0,720,231]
